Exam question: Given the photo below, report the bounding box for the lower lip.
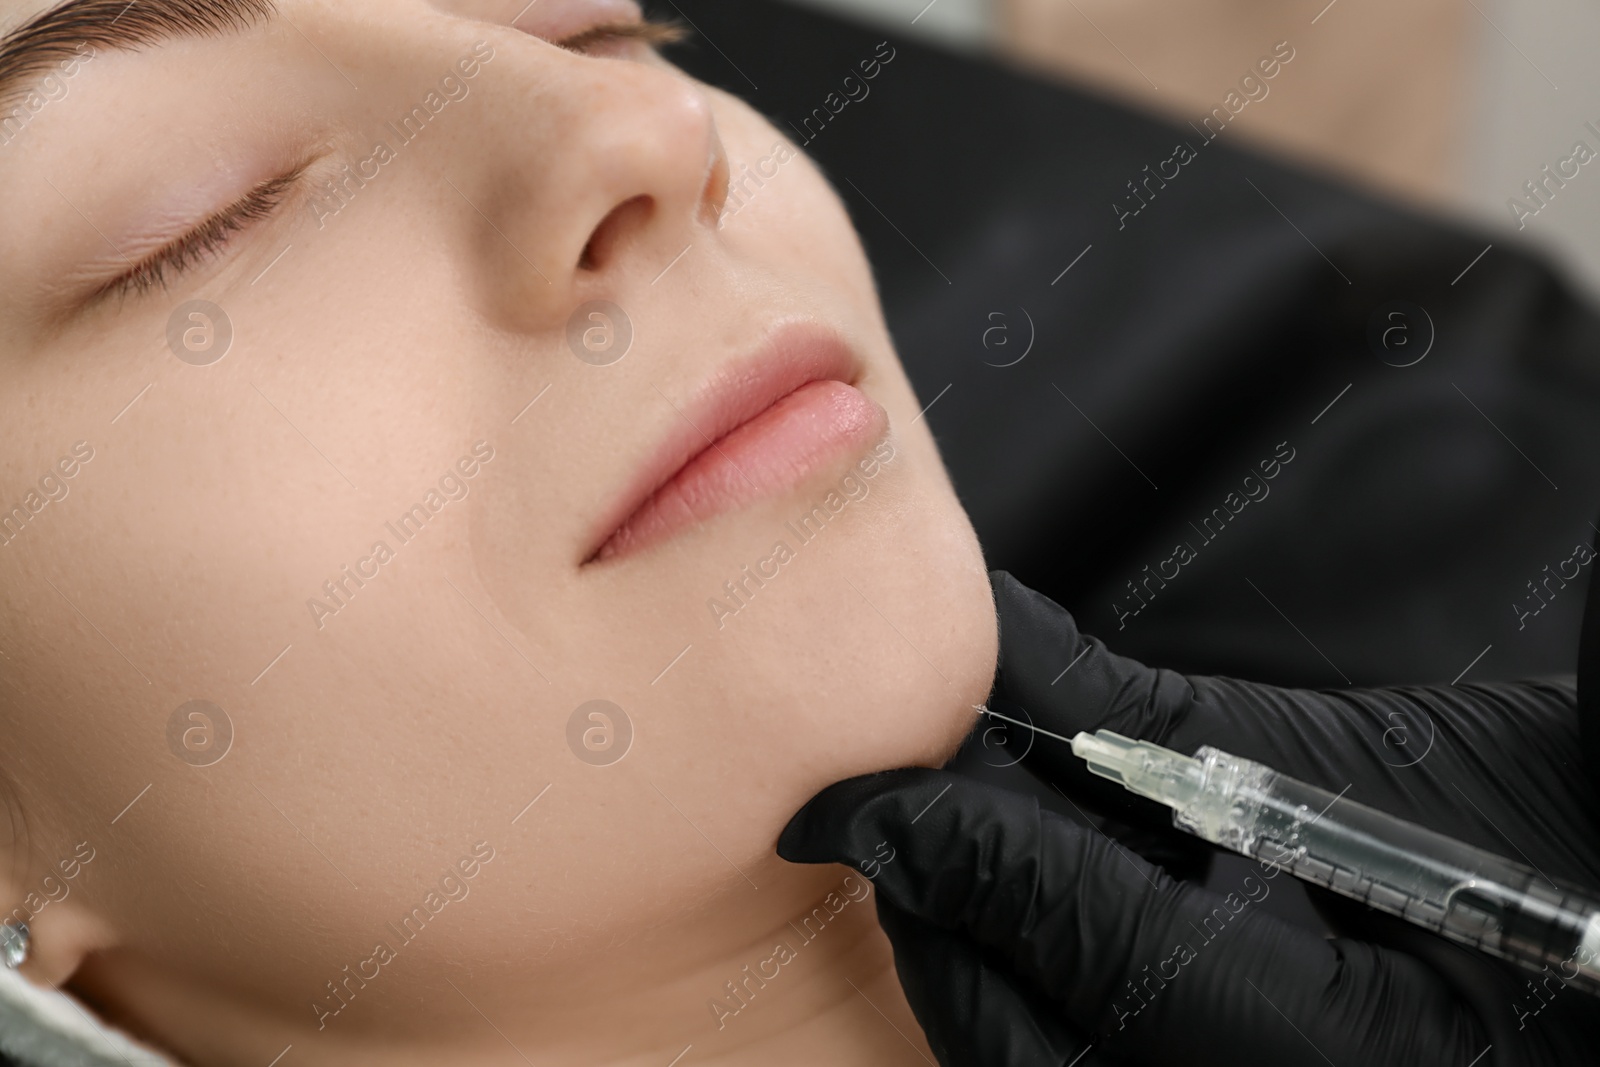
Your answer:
[594,379,888,562]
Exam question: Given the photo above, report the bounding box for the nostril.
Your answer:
[579,194,654,272]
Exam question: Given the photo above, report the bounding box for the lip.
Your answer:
[585,323,887,564]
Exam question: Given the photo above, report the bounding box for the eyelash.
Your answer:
[557,16,688,53]
[94,16,685,304]
[96,169,304,302]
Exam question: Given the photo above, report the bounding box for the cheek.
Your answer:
[0,246,531,998]
[712,109,882,327]
[750,159,876,301]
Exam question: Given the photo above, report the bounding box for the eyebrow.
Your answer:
[0,0,275,108]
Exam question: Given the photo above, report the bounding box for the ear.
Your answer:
[1,843,118,992]
[15,897,119,990]
[0,778,118,990]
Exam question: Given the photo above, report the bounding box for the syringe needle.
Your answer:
[975,704,1082,748]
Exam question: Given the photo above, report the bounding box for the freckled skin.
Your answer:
[0,1,997,1063]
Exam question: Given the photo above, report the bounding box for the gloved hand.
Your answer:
[778,571,1600,1067]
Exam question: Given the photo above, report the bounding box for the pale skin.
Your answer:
[0,1,999,1064]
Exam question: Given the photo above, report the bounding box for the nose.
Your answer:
[458,43,731,326]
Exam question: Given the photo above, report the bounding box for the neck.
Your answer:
[71,860,935,1066]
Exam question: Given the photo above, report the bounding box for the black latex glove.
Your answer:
[779,571,1600,1067]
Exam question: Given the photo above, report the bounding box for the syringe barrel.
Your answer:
[1179,746,1600,994]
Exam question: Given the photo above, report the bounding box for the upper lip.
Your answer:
[583,320,864,563]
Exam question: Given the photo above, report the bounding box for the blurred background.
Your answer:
[787,0,1600,297]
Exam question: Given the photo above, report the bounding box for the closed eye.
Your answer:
[555,17,687,54]
[91,164,309,305]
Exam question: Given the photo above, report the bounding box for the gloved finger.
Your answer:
[990,570,1582,833]
[781,768,1494,1067]
[873,897,1095,1067]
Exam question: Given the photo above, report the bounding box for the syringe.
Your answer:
[1071,728,1600,995]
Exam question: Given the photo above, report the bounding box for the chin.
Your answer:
[860,434,999,774]
[883,508,998,772]
[758,467,999,817]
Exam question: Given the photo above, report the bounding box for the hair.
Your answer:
[0,0,275,108]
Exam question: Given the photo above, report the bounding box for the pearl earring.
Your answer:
[0,921,28,969]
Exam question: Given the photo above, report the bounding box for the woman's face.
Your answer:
[0,0,996,1048]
